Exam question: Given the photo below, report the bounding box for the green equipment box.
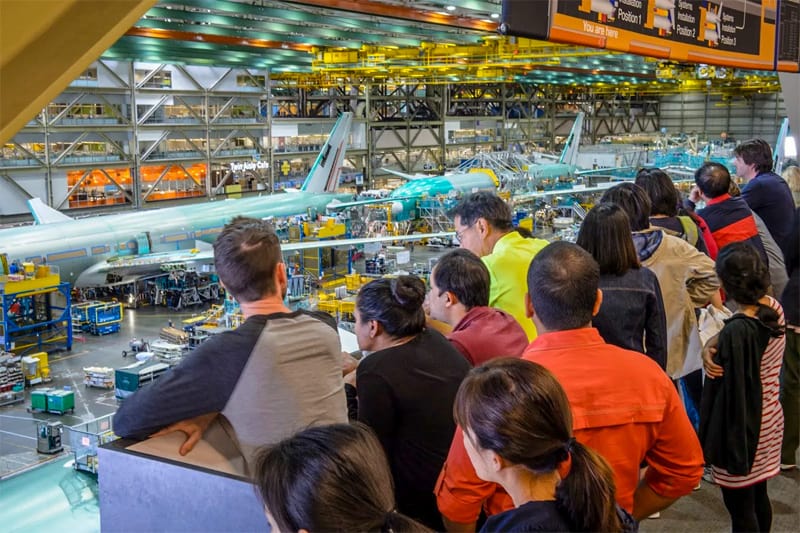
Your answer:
[46,390,75,414]
[115,361,169,400]
[29,388,75,415]
[30,389,49,411]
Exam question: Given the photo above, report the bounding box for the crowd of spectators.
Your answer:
[113,137,798,532]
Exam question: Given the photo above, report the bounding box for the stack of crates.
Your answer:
[149,340,187,366]
[83,366,114,389]
[0,384,24,407]
[0,352,23,392]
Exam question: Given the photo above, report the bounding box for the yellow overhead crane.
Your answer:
[290,35,782,95]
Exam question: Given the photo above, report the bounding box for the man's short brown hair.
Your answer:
[213,216,282,302]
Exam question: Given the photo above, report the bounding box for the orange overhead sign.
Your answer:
[500,0,800,72]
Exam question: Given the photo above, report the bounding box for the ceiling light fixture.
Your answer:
[446,5,456,11]
[490,13,499,19]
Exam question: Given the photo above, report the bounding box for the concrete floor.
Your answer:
[0,246,798,531]
[0,306,202,479]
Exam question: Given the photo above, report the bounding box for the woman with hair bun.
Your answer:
[453,358,635,532]
[350,275,470,530]
[700,242,785,532]
[254,423,430,533]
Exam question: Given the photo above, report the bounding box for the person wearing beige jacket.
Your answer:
[601,183,721,379]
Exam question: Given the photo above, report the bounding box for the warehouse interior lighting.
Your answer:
[785,136,797,159]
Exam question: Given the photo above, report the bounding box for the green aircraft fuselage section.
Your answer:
[527,163,576,181]
[386,172,496,221]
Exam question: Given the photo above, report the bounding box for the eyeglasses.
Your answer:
[455,223,475,242]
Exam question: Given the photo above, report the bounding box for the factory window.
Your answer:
[48,103,116,119]
[134,69,173,89]
[236,74,266,88]
[78,67,98,82]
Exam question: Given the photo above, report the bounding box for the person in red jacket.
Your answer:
[427,249,528,366]
[436,242,704,529]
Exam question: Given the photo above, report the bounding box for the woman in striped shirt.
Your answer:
[700,242,785,532]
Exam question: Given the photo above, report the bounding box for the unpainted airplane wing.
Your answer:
[281,232,454,252]
[380,168,427,180]
[511,182,622,203]
[75,232,454,287]
[28,198,73,224]
[75,248,215,287]
[326,196,420,210]
[574,167,635,177]
[511,175,696,204]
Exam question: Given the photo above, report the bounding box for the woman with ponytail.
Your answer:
[254,423,430,532]
[700,242,786,532]
[453,357,635,532]
[349,275,470,529]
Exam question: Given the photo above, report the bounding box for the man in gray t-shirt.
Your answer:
[114,217,347,472]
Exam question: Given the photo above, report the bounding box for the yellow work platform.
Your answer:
[0,273,62,295]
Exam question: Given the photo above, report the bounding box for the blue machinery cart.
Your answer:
[72,301,123,336]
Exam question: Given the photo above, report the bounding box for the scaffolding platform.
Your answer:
[0,264,72,355]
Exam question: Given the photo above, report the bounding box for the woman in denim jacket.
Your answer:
[577,203,668,370]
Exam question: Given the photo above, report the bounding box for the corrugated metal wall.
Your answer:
[659,92,787,145]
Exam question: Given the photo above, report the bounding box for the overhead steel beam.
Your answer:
[174,0,482,43]
[109,35,314,64]
[136,9,374,48]
[283,0,497,31]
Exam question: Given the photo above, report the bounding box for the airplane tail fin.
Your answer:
[28,198,73,224]
[301,112,353,193]
[558,112,585,166]
[773,117,790,173]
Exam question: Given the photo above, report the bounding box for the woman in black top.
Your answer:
[350,275,470,530]
[454,358,635,533]
[576,202,668,369]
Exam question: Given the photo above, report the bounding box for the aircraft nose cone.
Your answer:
[391,201,404,216]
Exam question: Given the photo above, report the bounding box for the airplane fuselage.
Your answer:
[0,191,352,286]
[387,172,497,220]
[528,163,576,182]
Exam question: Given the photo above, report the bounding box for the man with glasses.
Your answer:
[449,192,547,341]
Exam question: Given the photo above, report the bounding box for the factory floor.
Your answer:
[0,305,201,533]
[1,250,799,531]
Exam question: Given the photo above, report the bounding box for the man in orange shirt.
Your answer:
[435,242,703,529]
